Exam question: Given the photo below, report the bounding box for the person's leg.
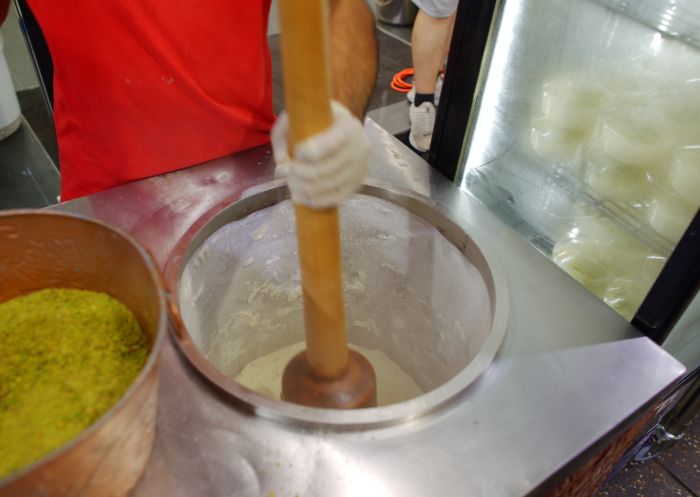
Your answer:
[408,0,458,152]
[409,7,453,152]
[411,9,452,97]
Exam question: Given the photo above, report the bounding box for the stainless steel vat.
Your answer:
[173,181,508,427]
[0,211,167,497]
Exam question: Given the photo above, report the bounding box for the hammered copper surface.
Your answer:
[0,210,166,497]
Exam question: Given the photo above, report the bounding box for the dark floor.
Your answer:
[0,113,59,209]
[596,414,700,496]
[16,88,58,165]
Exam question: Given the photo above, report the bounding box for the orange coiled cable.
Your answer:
[390,68,414,93]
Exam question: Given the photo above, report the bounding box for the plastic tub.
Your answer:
[552,240,611,298]
[585,152,650,202]
[541,76,604,131]
[593,109,674,169]
[670,146,700,204]
[648,190,698,243]
[531,116,586,163]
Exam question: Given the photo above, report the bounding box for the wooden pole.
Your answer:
[278,0,376,408]
[278,0,348,380]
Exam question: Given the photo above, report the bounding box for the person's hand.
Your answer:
[272,101,370,209]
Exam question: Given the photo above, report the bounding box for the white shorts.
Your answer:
[411,0,458,19]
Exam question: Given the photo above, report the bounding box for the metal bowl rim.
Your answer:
[172,181,509,429]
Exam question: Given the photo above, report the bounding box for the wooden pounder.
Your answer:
[278,0,376,408]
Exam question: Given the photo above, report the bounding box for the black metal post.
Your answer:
[428,0,499,181]
[633,208,700,343]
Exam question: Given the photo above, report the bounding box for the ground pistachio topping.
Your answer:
[0,288,149,478]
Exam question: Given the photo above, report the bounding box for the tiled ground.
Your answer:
[656,415,700,493]
[598,461,695,497]
[596,415,700,496]
[16,87,57,164]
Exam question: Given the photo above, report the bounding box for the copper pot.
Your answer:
[0,210,167,497]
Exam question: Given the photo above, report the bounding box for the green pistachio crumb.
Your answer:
[0,288,149,479]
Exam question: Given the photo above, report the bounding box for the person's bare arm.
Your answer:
[1,0,11,26]
[328,0,377,118]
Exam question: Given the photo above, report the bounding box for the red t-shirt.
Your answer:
[27,0,275,200]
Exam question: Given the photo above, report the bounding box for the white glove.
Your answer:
[271,101,370,209]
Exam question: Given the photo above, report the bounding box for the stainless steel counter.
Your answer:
[52,120,685,497]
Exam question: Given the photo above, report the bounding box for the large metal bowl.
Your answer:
[0,211,167,497]
[172,182,508,427]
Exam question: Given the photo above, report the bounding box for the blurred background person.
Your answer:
[408,0,457,152]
